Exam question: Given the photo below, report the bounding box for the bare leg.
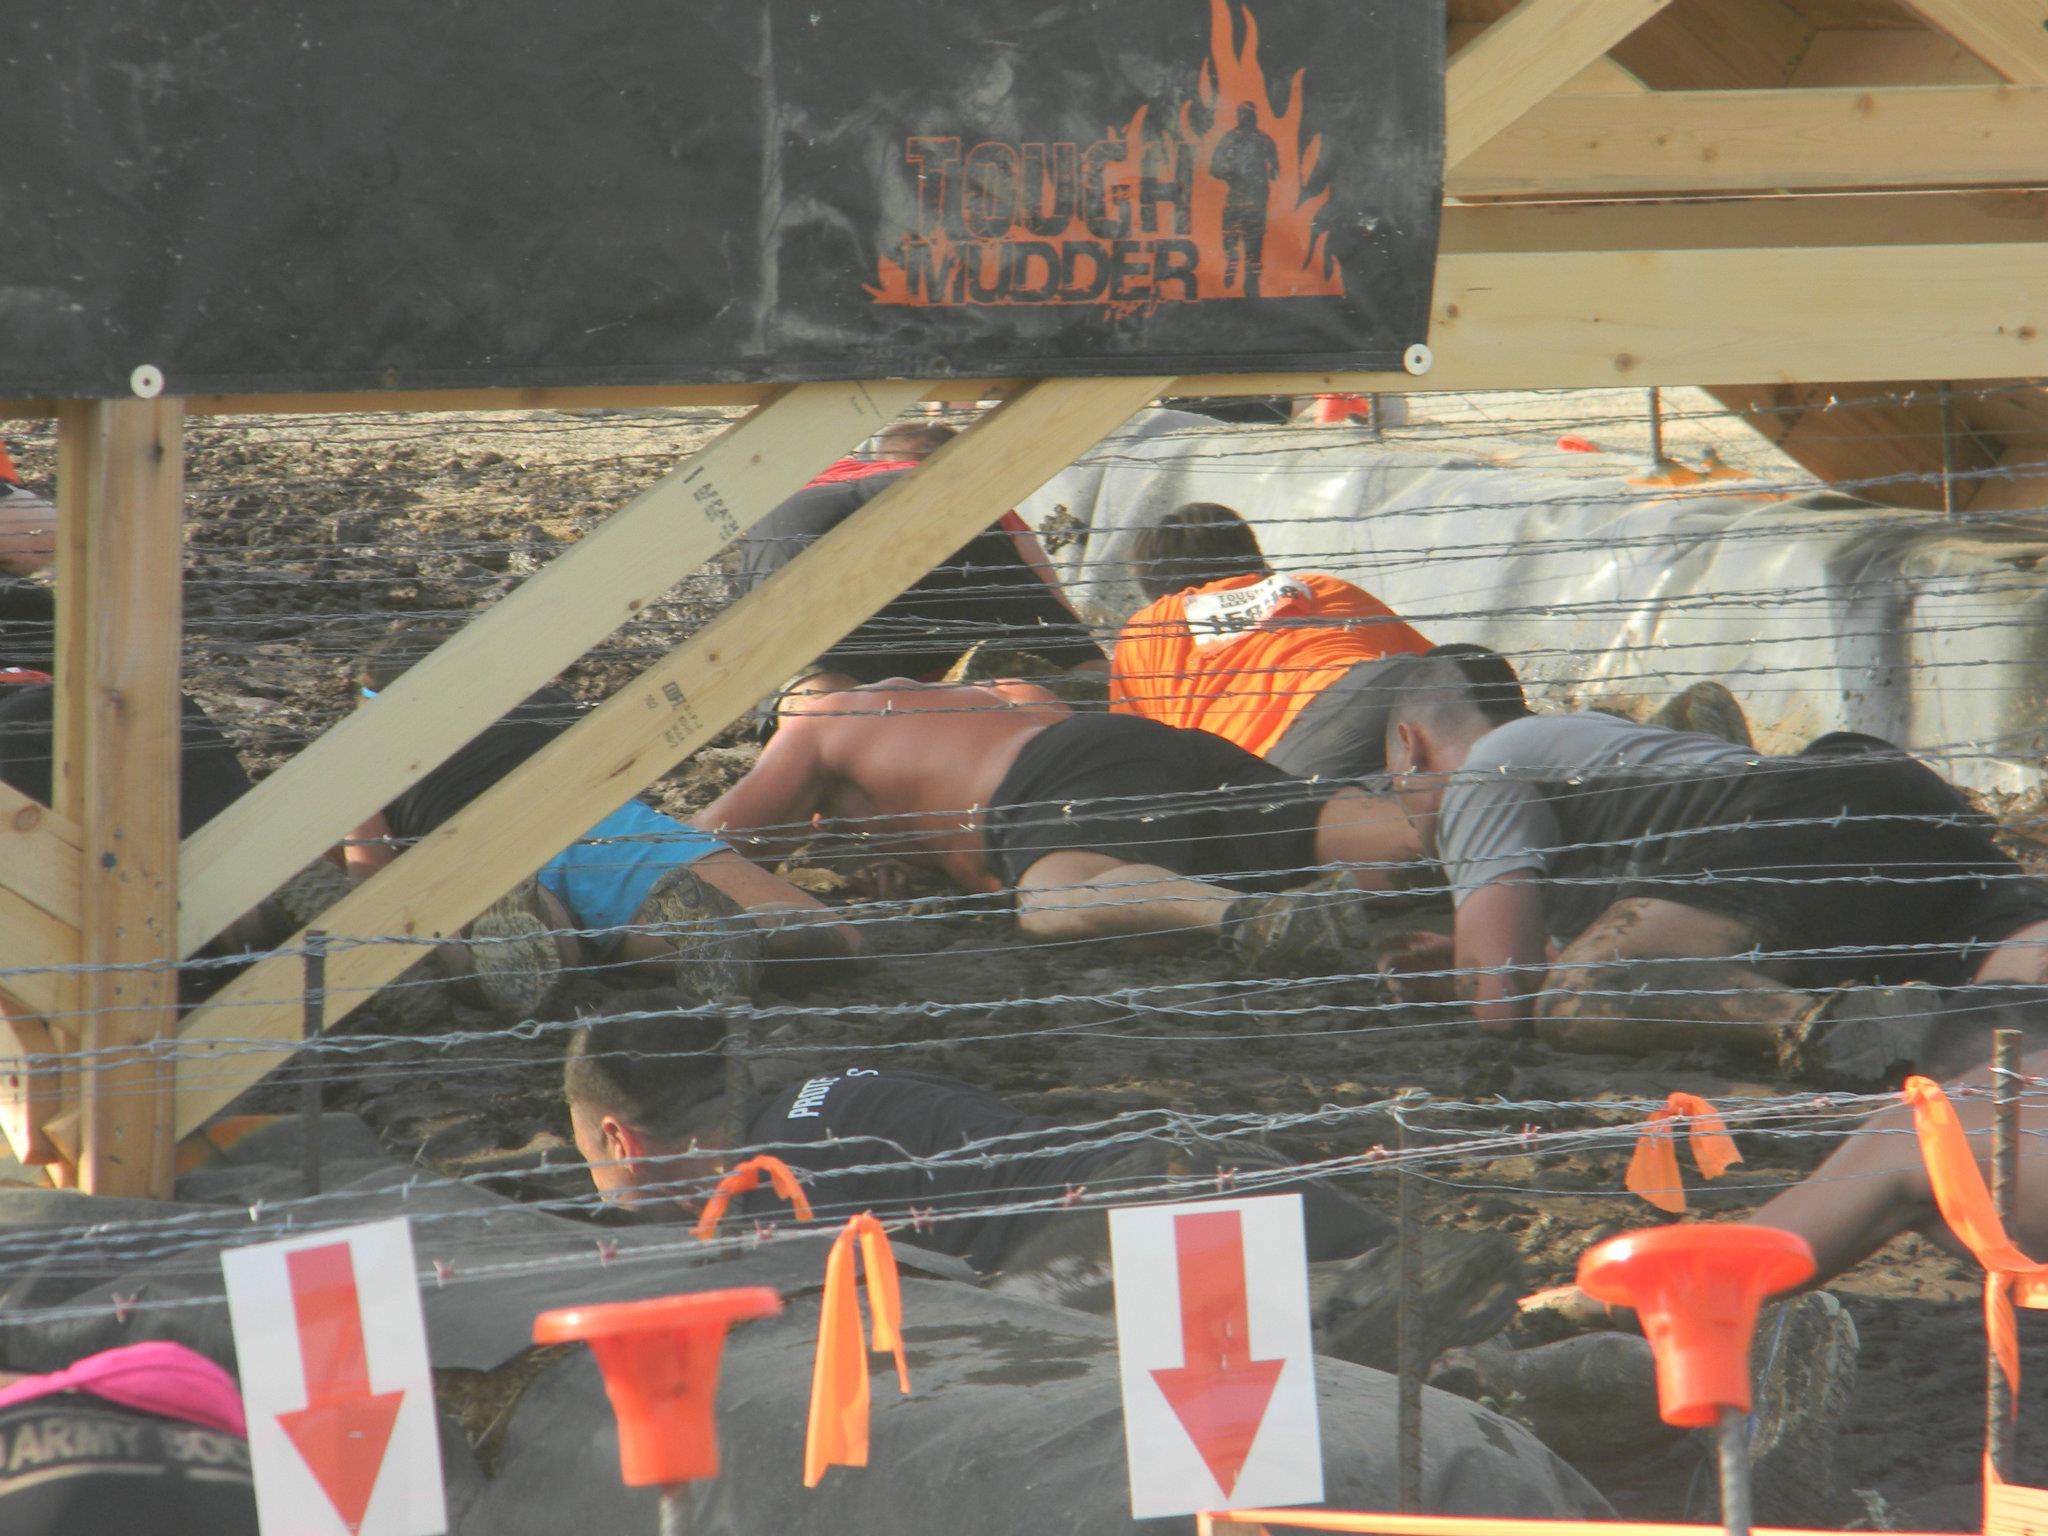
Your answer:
[1758,1045,2048,1281]
[1536,897,1806,1056]
[1977,919,2048,987]
[1013,850,1236,944]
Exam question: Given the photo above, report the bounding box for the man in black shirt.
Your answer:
[740,465,1103,699]
[562,1016,1520,1369]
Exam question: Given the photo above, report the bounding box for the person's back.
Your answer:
[1112,569,1430,756]
[743,1067,1103,1271]
[701,680,1068,890]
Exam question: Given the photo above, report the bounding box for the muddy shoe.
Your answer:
[1748,1290,1860,1525]
[1650,680,1754,747]
[1311,1226,1523,1373]
[640,865,763,1006]
[1223,874,1382,975]
[464,876,562,1019]
[1778,983,1943,1086]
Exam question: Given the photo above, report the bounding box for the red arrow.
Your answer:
[1149,1208,1287,1497]
[276,1241,405,1534]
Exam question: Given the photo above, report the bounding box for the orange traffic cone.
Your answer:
[1579,1224,1814,1536]
[534,1287,783,1532]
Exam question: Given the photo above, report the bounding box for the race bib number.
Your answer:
[1183,575,1313,650]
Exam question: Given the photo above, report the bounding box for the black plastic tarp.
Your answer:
[3,0,1442,397]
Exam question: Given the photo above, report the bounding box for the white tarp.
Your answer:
[1022,411,2048,789]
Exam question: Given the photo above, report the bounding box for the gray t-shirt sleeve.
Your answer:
[1436,771,1557,906]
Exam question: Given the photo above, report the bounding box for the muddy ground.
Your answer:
[6,403,2043,1529]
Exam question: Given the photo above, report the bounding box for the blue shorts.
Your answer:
[537,800,728,951]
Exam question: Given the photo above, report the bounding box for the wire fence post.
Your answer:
[300,929,327,1199]
[1396,1088,1427,1513]
[1989,1025,2022,1479]
[1939,381,1958,518]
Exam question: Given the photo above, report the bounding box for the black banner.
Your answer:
[2,1,1442,397]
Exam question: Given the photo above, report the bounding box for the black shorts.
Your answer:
[982,714,1328,891]
[1626,745,2048,988]
[1264,655,1421,782]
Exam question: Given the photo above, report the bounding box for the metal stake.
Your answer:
[300,929,327,1198]
[1938,381,1959,518]
[1715,1406,1753,1536]
[659,1485,687,1536]
[723,1017,751,1153]
[1989,1026,2023,1478]
[1647,387,1666,465]
[1395,1093,1425,1512]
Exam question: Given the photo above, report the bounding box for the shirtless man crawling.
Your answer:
[693,679,1423,969]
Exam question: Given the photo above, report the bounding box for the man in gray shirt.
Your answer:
[1382,658,2048,1078]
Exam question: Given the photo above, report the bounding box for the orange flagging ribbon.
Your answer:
[691,1154,815,1240]
[804,1213,909,1488]
[1901,1075,2048,1430]
[1624,1093,1743,1213]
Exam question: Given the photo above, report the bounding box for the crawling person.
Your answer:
[563,1014,1520,1371]
[1383,656,2048,1081]
[692,676,1428,971]
[1110,501,1531,779]
[344,642,858,1015]
[1446,1004,2048,1521]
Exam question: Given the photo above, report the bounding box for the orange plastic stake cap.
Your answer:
[534,1287,783,1486]
[1577,1224,1814,1428]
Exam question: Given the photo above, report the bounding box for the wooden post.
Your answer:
[64,398,184,1199]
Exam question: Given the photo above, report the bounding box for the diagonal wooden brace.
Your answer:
[170,373,1167,1138]
[175,378,928,957]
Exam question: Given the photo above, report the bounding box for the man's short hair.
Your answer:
[1385,654,1499,745]
[564,1015,731,1143]
[875,422,957,459]
[1129,502,1270,603]
[1424,643,1532,725]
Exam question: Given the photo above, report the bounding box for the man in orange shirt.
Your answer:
[1110,502,1525,780]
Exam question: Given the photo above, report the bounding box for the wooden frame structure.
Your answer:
[2,0,2046,1196]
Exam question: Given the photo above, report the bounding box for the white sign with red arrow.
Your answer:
[1109,1194,1322,1519]
[221,1216,445,1536]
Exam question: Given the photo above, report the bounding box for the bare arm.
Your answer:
[1455,873,1549,1034]
[344,810,396,881]
[692,717,831,865]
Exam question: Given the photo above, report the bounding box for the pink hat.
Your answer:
[0,1341,246,1437]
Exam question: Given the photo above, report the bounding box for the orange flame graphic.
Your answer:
[866,0,1341,308]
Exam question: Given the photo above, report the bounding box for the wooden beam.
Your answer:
[1900,1,2048,84]
[1445,0,1680,168]
[1174,240,2048,393]
[176,379,925,956]
[0,380,1023,422]
[169,373,1168,1137]
[1792,26,2004,85]
[1450,83,2048,197]
[71,398,183,1199]
[1610,0,1816,88]
[0,885,80,1020]
[1963,438,2048,514]
[1441,190,2048,252]
[0,1012,62,1165]
[0,785,82,930]
[1708,381,2002,509]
